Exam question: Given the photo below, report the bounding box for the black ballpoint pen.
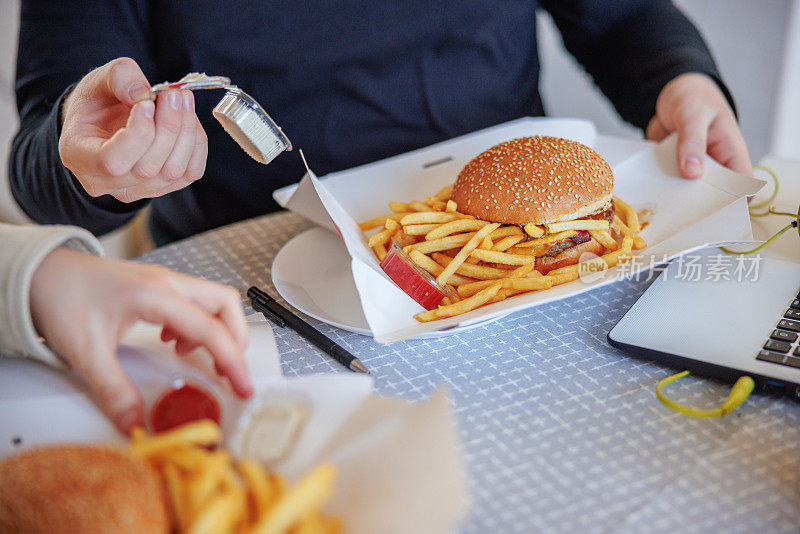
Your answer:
[247,286,370,374]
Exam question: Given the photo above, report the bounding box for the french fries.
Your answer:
[251,465,336,534]
[361,187,646,322]
[433,185,453,201]
[405,232,477,254]
[368,219,400,248]
[513,230,576,248]
[432,252,525,280]
[130,421,340,534]
[409,200,436,212]
[400,211,457,225]
[489,226,525,239]
[425,196,448,211]
[436,223,500,286]
[457,276,553,298]
[613,196,640,232]
[408,249,474,286]
[470,248,541,265]
[239,461,275,512]
[371,243,387,262]
[388,201,410,212]
[491,235,525,251]
[547,237,633,279]
[415,281,502,321]
[403,223,441,235]
[425,218,491,240]
[358,211,411,231]
[523,223,544,238]
[589,229,618,251]
[189,488,242,534]
[612,214,647,250]
[545,269,579,286]
[130,419,221,457]
[507,263,537,278]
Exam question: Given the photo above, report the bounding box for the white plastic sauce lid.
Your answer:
[212,88,292,165]
[150,73,292,165]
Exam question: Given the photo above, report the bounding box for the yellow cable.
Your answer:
[720,221,798,255]
[720,164,799,255]
[656,371,755,418]
[748,164,779,213]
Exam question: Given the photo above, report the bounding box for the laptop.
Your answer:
[608,158,800,397]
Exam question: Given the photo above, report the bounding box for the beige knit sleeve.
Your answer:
[0,223,103,368]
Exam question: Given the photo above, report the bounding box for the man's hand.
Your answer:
[646,73,752,179]
[29,248,252,433]
[58,57,208,203]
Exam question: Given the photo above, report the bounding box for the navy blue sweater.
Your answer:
[11,1,732,244]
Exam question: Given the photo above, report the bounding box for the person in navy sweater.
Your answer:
[11,1,750,245]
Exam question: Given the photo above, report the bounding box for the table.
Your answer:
[139,190,800,534]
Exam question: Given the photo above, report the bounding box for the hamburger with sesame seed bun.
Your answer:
[451,136,615,274]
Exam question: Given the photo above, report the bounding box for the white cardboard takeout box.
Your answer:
[275,117,766,342]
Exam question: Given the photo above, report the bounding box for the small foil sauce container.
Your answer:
[213,88,292,165]
[150,73,291,165]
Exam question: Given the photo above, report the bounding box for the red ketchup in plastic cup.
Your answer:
[379,242,454,310]
[150,381,221,433]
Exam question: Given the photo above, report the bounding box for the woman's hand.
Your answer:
[29,248,252,433]
[58,57,208,203]
[646,73,752,179]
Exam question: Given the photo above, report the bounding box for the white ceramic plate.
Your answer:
[271,227,506,337]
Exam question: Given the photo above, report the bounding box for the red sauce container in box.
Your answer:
[379,241,456,310]
[149,379,221,433]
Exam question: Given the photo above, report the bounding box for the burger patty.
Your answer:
[586,200,615,224]
[541,231,589,258]
[535,238,607,275]
[539,201,615,258]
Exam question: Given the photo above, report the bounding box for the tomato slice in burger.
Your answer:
[380,242,453,310]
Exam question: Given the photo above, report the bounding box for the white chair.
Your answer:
[0,1,26,224]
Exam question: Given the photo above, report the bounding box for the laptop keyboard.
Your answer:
[757,293,800,368]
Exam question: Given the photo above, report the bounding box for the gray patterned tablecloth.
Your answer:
[139,211,800,534]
